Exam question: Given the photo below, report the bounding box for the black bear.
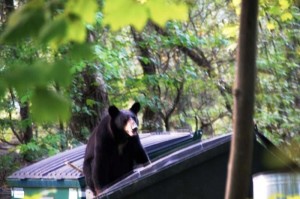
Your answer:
[83,102,149,196]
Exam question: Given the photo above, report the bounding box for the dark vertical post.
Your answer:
[225,0,259,198]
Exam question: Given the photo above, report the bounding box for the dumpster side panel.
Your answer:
[123,153,229,199]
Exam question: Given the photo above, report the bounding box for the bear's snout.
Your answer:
[132,123,138,134]
[124,118,138,136]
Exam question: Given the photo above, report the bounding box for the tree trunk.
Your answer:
[152,23,233,114]
[69,31,109,142]
[4,0,14,13]
[20,101,33,144]
[4,0,33,144]
[164,117,170,131]
[225,0,258,198]
[130,27,163,132]
[160,81,184,131]
[142,107,163,132]
[70,66,109,142]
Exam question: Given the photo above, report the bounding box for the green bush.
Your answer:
[0,153,21,188]
[17,133,66,162]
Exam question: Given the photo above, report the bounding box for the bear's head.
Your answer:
[108,102,141,142]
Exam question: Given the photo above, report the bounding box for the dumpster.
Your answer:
[7,132,197,199]
[96,132,298,199]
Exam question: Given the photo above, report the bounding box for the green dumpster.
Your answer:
[7,132,198,199]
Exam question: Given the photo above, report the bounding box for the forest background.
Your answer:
[0,0,299,189]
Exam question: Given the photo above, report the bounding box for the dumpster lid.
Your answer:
[8,132,194,181]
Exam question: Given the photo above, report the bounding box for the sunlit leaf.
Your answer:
[231,0,241,16]
[232,0,241,7]
[148,0,188,27]
[65,0,98,24]
[31,88,71,122]
[222,24,238,39]
[103,0,148,31]
[279,0,290,10]
[66,16,87,43]
[103,0,188,31]
[281,12,293,21]
[267,22,276,30]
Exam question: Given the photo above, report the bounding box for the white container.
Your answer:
[253,172,300,199]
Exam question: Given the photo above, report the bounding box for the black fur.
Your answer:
[83,102,149,195]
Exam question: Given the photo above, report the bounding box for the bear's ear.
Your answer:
[109,105,120,118]
[130,102,141,115]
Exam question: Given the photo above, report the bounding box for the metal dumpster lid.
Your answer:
[8,132,193,181]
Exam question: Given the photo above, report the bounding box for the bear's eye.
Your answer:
[132,116,138,125]
[132,116,137,122]
[123,116,130,125]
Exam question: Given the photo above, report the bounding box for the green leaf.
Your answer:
[50,60,72,87]
[86,99,96,107]
[222,24,238,39]
[0,78,6,98]
[66,16,87,43]
[39,14,87,48]
[281,12,293,21]
[103,0,188,31]
[269,6,281,15]
[3,62,49,94]
[0,0,45,43]
[103,0,148,31]
[267,22,276,30]
[279,0,289,10]
[148,0,188,27]
[31,88,71,122]
[39,16,68,48]
[68,43,95,61]
[65,0,98,24]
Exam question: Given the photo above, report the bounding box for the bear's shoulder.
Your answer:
[93,115,114,141]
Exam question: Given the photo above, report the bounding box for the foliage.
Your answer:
[0,0,98,123]
[255,0,300,159]
[0,153,21,188]
[16,132,71,162]
[0,0,98,46]
[103,0,188,31]
[0,0,192,124]
[0,0,299,190]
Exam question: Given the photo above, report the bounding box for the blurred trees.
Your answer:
[255,0,300,161]
[0,0,299,187]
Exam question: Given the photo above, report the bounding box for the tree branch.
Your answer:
[0,137,19,146]
[151,22,233,114]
